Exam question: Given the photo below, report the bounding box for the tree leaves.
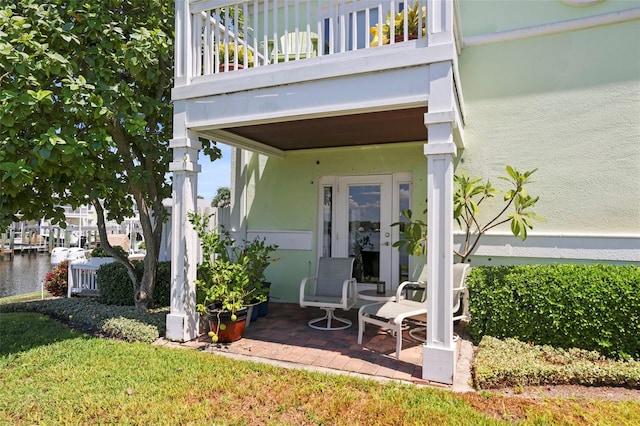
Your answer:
[0,0,175,227]
[392,166,545,261]
[0,0,188,309]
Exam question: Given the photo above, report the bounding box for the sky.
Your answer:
[198,143,231,200]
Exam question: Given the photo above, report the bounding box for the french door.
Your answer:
[319,174,411,290]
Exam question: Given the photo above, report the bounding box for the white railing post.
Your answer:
[67,262,75,297]
[185,0,430,77]
[175,0,192,86]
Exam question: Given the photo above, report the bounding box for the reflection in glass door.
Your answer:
[337,176,392,286]
[348,184,383,283]
[319,174,411,290]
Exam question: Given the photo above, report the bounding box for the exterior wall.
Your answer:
[235,1,639,306]
[461,0,634,35]
[242,143,427,303]
[455,1,640,265]
[170,0,636,381]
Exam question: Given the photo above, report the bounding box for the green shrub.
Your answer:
[97,261,171,307]
[90,245,128,258]
[97,261,141,306]
[467,264,640,360]
[44,260,69,297]
[102,317,159,343]
[474,336,640,389]
[0,298,167,343]
[154,261,171,307]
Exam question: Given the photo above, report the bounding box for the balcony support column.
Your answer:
[422,60,458,384]
[166,101,201,342]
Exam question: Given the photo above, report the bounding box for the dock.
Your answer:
[1,246,13,261]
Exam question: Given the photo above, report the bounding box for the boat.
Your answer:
[50,247,87,266]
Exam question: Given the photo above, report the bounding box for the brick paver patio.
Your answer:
[159,301,472,387]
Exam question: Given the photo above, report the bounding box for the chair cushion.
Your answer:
[315,257,353,298]
[301,295,345,306]
[360,300,426,324]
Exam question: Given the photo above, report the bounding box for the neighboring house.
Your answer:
[167,0,640,384]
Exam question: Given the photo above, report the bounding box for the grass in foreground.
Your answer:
[1,313,639,425]
[0,291,52,305]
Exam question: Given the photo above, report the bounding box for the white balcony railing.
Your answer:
[188,0,428,77]
[67,257,115,297]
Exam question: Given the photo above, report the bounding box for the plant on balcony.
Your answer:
[392,166,545,263]
[217,42,254,71]
[370,1,426,46]
[188,212,277,343]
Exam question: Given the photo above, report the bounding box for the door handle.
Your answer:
[383,241,390,246]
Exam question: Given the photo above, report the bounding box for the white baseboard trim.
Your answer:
[454,232,640,262]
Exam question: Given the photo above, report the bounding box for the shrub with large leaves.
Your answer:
[393,166,545,262]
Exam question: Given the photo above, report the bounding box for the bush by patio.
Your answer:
[0,298,166,343]
[467,264,640,360]
[98,261,171,307]
[474,336,640,389]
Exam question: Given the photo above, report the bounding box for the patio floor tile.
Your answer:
[163,302,474,390]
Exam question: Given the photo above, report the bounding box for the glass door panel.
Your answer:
[337,175,393,286]
[348,184,381,283]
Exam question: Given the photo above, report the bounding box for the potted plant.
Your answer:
[188,212,277,343]
[217,42,254,72]
[370,2,426,46]
[241,236,279,319]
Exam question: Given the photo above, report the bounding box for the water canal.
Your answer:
[0,254,52,298]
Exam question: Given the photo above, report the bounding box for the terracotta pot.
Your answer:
[218,63,244,72]
[394,34,418,43]
[206,305,248,343]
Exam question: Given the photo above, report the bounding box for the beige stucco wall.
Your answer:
[458,11,640,235]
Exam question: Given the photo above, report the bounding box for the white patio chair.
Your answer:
[357,263,471,358]
[267,31,319,63]
[299,257,357,330]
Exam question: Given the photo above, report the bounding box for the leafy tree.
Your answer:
[393,166,545,262]
[211,187,231,208]
[0,1,221,310]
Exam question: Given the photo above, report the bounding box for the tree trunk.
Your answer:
[93,200,140,303]
[93,198,165,311]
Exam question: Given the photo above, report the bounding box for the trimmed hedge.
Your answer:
[97,261,171,307]
[467,264,640,360]
[0,298,167,343]
[474,336,640,389]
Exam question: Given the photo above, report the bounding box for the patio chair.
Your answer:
[357,263,471,359]
[267,31,318,63]
[299,257,357,330]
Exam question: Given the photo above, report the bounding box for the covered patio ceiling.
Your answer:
[199,107,428,151]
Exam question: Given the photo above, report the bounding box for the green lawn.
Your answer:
[0,290,51,305]
[1,312,638,425]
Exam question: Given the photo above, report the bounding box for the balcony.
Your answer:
[187,0,431,75]
[173,0,462,155]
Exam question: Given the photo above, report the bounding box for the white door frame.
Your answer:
[317,173,412,290]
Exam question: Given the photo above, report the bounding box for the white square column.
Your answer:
[423,138,457,384]
[422,59,458,384]
[166,101,201,342]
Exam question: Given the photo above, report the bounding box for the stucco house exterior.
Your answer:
[167,0,640,384]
